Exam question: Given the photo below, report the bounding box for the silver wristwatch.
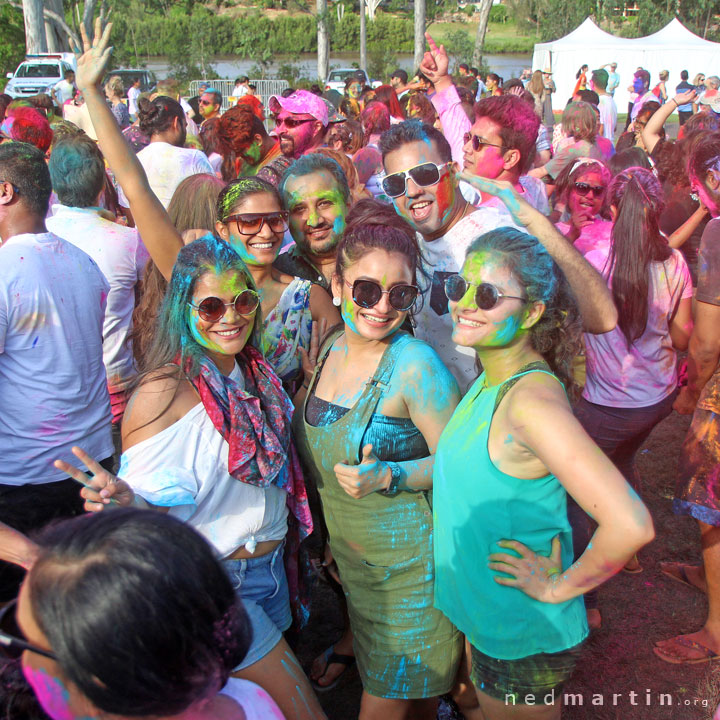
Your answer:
[381,461,403,496]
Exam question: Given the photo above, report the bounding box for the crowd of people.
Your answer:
[2,17,720,720]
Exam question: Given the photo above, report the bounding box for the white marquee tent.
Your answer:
[532,17,720,111]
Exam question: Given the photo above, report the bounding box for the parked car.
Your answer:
[102,69,157,97]
[4,53,76,99]
[325,68,381,94]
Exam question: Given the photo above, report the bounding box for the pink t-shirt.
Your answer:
[555,218,612,257]
[582,246,693,408]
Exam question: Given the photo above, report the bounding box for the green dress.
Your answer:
[294,330,462,699]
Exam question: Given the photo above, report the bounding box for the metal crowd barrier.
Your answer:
[188,78,290,114]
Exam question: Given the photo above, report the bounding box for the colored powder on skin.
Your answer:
[434,173,456,227]
[21,667,78,720]
[228,235,270,267]
[340,296,360,335]
[243,139,262,165]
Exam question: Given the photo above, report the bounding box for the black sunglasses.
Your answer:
[573,182,604,198]
[381,162,449,198]
[224,212,288,236]
[276,116,315,129]
[462,132,507,153]
[0,600,57,661]
[444,274,526,310]
[345,279,419,312]
[187,289,260,323]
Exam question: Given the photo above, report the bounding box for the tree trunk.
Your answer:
[44,0,67,51]
[22,0,48,53]
[317,0,329,83]
[414,0,425,71]
[81,0,98,41]
[360,0,366,72]
[472,0,493,68]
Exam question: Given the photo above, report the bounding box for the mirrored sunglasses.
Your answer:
[444,274,526,310]
[381,162,448,198]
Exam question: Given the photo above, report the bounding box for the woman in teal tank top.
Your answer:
[293,205,463,719]
[433,220,656,719]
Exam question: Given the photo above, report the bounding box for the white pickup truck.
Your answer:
[4,53,77,100]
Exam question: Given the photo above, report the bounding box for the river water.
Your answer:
[144,52,532,82]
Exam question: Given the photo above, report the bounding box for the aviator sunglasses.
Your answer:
[276,116,315,129]
[188,289,260,322]
[345,279,419,312]
[0,600,57,660]
[444,274,526,309]
[381,162,450,198]
[573,182,605,198]
[462,132,508,153]
[224,212,288,236]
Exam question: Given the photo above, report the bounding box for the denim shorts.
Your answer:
[223,541,291,670]
[470,643,582,703]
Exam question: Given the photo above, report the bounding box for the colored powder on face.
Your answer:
[340,295,360,335]
[434,173,456,227]
[243,139,262,164]
[228,235,268,267]
[188,309,224,353]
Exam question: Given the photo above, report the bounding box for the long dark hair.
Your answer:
[607,167,671,346]
[28,509,251,716]
[465,228,583,399]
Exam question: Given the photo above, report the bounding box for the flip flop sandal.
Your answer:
[659,561,706,593]
[622,554,643,574]
[653,636,720,665]
[310,646,356,692]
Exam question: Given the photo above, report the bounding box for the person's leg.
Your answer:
[310,591,355,689]
[655,521,720,661]
[234,637,327,720]
[450,640,486,720]
[358,693,437,720]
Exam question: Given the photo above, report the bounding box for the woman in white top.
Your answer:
[58,21,326,720]
[14,508,285,720]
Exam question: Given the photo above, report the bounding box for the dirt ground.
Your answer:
[295,409,720,720]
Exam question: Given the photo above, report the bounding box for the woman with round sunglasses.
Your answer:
[432,222,654,720]
[551,158,612,256]
[214,177,340,395]
[8,509,286,720]
[56,235,324,720]
[294,200,463,719]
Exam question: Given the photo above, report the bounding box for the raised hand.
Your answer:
[75,18,114,92]
[673,89,697,106]
[488,536,563,603]
[54,446,135,512]
[334,444,390,499]
[455,171,537,227]
[419,32,450,88]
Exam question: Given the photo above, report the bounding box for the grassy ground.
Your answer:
[430,20,537,54]
[294,408,720,719]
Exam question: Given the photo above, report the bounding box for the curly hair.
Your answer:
[465,228,583,399]
[327,119,364,154]
[104,75,124,99]
[217,103,266,154]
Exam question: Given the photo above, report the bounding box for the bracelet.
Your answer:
[672,98,679,108]
[302,379,310,389]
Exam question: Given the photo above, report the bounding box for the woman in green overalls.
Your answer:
[294,204,463,720]
[432,180,656,719]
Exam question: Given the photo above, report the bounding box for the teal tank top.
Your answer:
[433,368,588,660]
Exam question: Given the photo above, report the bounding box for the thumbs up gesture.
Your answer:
[333,444,391,499]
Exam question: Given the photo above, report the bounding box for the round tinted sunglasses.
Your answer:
[0,599,57,660]
[224,212,288,236]
[573,182,604,198]
[444,274,526,310]
[381,162,450,198]
[188,289,260,323]
[345,279,419,312]
[462,132,507,153]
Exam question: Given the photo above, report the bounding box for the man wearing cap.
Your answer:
[390,69,410,101]
[268,89,329,160]
[604,62,620,96]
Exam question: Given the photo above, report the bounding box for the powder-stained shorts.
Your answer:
[674,408,720,526]
[470,643,583,704]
